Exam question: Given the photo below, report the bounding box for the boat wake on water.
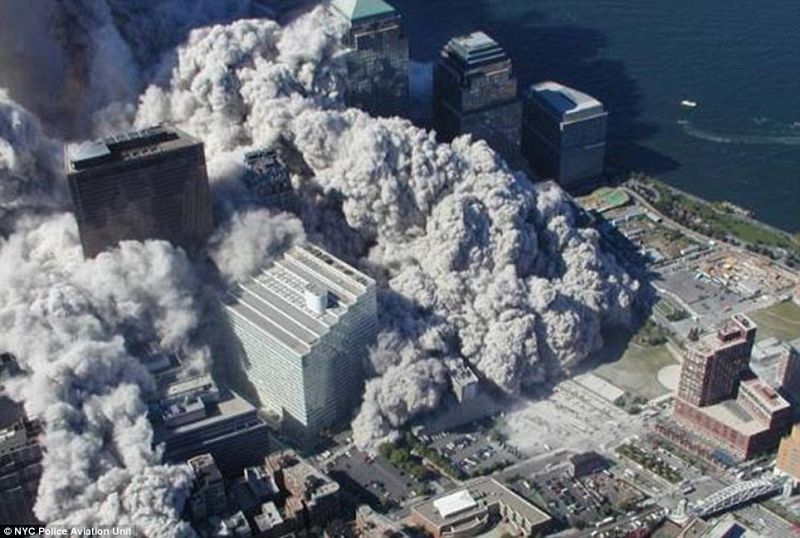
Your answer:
[678,119,800,146]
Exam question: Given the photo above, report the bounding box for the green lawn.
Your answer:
[589,328,679,401]
[646,180,800,257]
[748,300,800,342]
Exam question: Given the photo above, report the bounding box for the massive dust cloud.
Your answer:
[0,0,639,531]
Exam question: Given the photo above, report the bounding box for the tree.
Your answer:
[687,327,700,342]
[378,442,393,460]
[389,448,410,467]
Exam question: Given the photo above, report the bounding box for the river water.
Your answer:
[396,0,800,232]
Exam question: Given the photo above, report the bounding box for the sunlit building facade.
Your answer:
[221,245,377,438]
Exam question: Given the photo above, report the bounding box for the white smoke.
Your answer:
[0,91,66,231]
[0,4,641,530]
[0,0,255,139]
[0,213,199,533]
[126,9,639,450]
[0,2,258,532]
[209,208,306,282]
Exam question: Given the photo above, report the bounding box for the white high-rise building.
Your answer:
[221,244,377,437]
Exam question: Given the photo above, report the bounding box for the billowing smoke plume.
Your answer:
[0,214,200,531]
[209,209,306,282]
[0,1,259,533]
[132,9,639,449]
[0,0,254,138]
[0,1,639,529]
[0,91,66,231]
[0,90,204,530]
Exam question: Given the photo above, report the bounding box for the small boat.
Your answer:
[681,100,698,108]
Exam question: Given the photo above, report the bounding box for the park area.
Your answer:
[578,187,631,213]
[588,326,679,402]
[748,300,800,342]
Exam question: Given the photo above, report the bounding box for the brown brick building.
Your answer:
[672,315,793,461]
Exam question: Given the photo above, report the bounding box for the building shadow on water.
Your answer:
[394,0,680,176]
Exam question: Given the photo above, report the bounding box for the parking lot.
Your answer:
[656,266,742,317]
[328,448,420,511]
[654,259,779,336]
[506,464,647,529]
[420,421,523,478]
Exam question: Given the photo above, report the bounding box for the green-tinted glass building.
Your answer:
[331,0,409,118]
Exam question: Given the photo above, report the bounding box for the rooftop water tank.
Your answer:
[304,283,328,314]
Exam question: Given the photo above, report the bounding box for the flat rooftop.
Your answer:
[282,456,339,500]
[751,337,784,361]
[154,387,257,441]
[164,374,218,400]
[223,244,374,356]
[444,31,509,69]
[66,124,200,173]
[413,477,550,529]
[331,0,395,22]
[434,490,477,519]
[700,399,768,436]
[529,81,605,121]
[700,513,765,538]
[740,378,790,412]
[444,359,478,385]
[690,314,755,356]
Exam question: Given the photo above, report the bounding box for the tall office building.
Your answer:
[332,0,409,118]
[670,315,791,460]
[677,314,756,407]
[66,124,213,258]
[220,244,377,438]
[777,424,800,482]
[0,419,42,524]
[522,81,607,192]
[433,31,521,160]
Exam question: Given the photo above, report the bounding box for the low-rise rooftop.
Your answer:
[433,490,477,519]
[152,377,257,439]
[740,378,790,412]
[700,399,768,436]
[412,477,551,531]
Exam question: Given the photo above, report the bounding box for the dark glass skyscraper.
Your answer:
[332,0,409,118]
[66,125,213,258]
[433,31,521,160]
[522,81,607,192]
